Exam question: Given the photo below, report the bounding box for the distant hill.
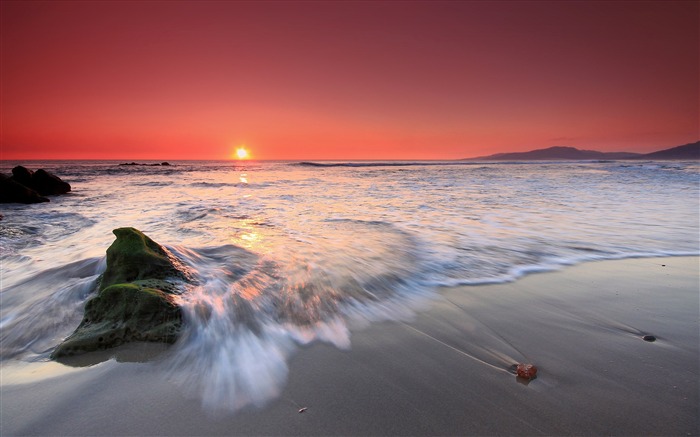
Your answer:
[467,146,640,161]
[631,141,700,160]
[466,141,700,161]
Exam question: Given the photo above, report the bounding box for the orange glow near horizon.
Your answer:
[0,2,697,161]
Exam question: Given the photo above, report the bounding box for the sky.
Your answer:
[1,1,698,160]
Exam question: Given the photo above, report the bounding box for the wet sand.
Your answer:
[2,256,698,436]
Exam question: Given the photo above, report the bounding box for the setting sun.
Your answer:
[235,147,250,160]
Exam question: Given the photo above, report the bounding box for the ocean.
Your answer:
[1,159,698,410]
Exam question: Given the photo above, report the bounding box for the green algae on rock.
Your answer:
[51,228,191,359]
[51,284,182,357]
[99,227,192,290]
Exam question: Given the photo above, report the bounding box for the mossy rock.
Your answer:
[52,284,182,358]
[100,227,191,290]
[52,228,192,359]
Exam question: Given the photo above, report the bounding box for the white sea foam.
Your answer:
[1,159,698,410]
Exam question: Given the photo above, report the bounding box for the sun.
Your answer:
[235,147,250,160]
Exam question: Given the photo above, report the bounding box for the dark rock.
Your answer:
[0,174,50,204]
[32,169,71,195]
[11,165,34,187]
[100,227,192,290]
[642,335,656,342]
[118,162,171,166]
[51,228,193,358]
[51,283,182,357]
[6,166,71,198]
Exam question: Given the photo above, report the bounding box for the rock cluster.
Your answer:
[51,228,193,358]
[119,162,171,166]
[0,165,71,204]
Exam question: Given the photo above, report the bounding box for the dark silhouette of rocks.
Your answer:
[0,165,71,204]
[11,165,34,187]
[119,162,172,166]
[0,174,50,204]
[31,169,72,195]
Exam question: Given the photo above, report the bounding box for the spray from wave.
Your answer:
[156,220,434,412]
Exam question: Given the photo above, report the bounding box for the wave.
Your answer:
[431,250,699,288]
[1,227,697,412]
[1,157,697,416]
[162,225,698,412]
[293,160,625,169]
[131,181,174,187]
[2,220,432,411]
[0,213,96,264]
[296,161,468,168]
[162,220,434,411]
[188,181,268,189]
[294,160,625,168]
[0,258,104,360]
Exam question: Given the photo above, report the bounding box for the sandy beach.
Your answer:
[2,256,698,436]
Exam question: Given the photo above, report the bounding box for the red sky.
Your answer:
[1,1,698,160]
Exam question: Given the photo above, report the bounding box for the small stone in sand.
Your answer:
[515,363,538,380]
[642,335,656,342]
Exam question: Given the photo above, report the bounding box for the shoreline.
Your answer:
[2,256,698,435]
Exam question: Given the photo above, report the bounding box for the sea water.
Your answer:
[1,159,698,410]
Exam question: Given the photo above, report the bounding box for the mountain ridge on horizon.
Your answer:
[465,141,700,161]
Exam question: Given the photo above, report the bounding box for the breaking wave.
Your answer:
[1,159,697,412]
